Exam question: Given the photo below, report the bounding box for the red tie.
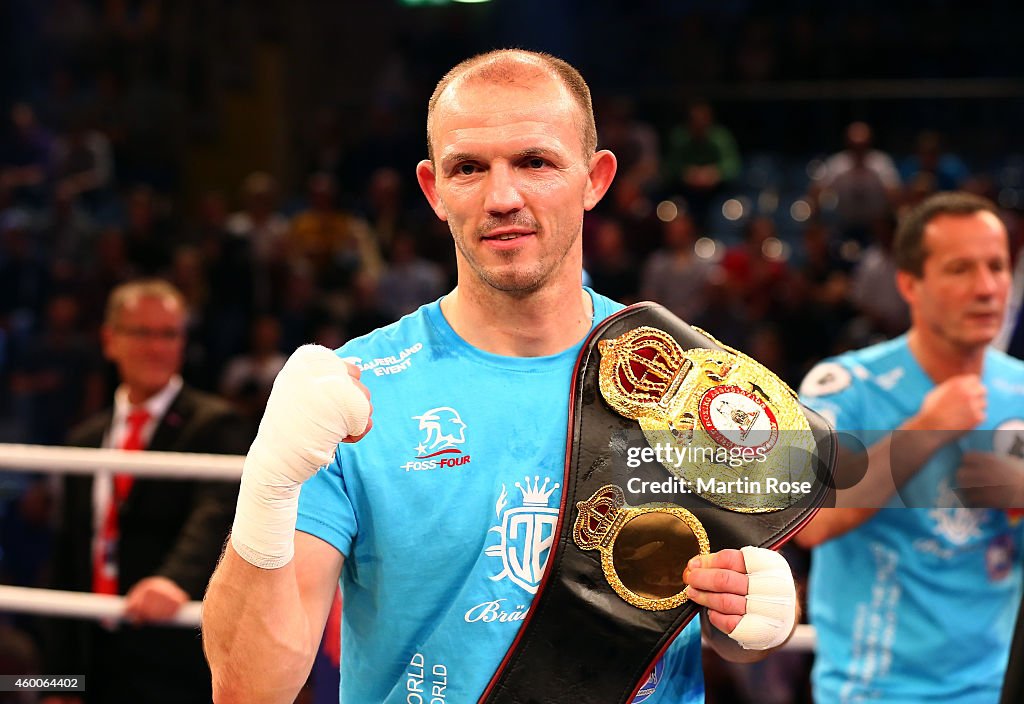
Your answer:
[93,408,151,595]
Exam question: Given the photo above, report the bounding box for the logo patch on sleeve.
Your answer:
[799,362,851,398]
[994,419,1024,458]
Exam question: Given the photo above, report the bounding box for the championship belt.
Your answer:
[479,302,837,704]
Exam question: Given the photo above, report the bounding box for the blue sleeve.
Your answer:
[798,359,868,446]
[296,450,358,558]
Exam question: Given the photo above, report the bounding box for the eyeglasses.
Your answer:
[114,325,186,341]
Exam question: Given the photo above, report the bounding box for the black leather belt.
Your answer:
[479,302,837,704]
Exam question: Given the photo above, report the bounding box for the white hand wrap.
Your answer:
[728,546,797,651]
[231,345,371,569]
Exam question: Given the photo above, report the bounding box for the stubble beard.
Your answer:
[451,219,582,296]
[928,314,996,357]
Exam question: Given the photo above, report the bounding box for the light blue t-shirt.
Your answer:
[800,336,1024,704]
[297,290,704,704]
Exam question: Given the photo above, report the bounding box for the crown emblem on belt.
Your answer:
[596,326,815,513]
[573,484,627,550]
[598,328,691,419]
[572,484,710,611]
[598,327,741,423]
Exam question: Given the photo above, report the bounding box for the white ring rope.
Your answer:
[0,585,202,627]
[783,623,816,652]
[0,584,816,650]
[0,443,244,480]
[0,444,817,651]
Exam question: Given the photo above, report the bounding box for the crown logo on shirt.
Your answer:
[516,476,560,508]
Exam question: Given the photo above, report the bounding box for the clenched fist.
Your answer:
[913,374,986,436]
[231,344,374,569]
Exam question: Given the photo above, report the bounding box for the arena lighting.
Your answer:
[790,199,812,222]
[694,237,717,260]
[722,198,745,221]
[655,200,678,222]
[761,236,784,261]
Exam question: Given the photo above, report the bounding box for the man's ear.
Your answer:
[583,150,618,211]
[99,324,116,362]
[895,269,917,307]
[416,160,448,222]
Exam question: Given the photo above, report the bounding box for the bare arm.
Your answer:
[201,346,370,703]
[794,428,944,548]
[203,532,342,704]
[796,374,986,548]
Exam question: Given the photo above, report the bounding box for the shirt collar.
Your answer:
[113,375,184,426]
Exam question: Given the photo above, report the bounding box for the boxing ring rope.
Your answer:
[0,443,817,651]
[0,443,244,480]
[0,585,203,627]
[0,443,240,629]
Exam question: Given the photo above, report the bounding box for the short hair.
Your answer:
[894,191,1001,276]
[426,49,597,162]
[104,279,186,326]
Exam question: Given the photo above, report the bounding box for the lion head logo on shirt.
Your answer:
[412,406,467,457]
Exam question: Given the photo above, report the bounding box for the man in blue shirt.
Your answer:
[204,49,801,703]
[797,192,1024,703]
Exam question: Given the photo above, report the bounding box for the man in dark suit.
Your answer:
[42,279,250,704]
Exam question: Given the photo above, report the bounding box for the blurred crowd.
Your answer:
[2,92,1019,450]
[1,2,1023,702]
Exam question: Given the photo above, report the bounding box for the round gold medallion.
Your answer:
[573,485,710,611]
